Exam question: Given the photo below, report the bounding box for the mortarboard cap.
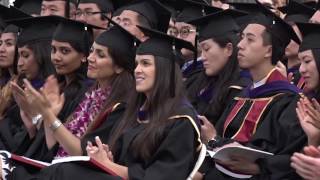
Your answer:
[120,0,171,32]
[296,22,320,52]
[2,24,19,34]
[227,1,276,27]
[164,0,221,22]
[7,16,57,47]
[14,0,42,15]
[249,0,301,46]
[0,5,31,33]
[278,0,315,23]
[52,16,105,56]
[0,4,31,21]
[188,9,247,42]
[95,16,139,71]
[136,25,195,59]
[111,0,137,16]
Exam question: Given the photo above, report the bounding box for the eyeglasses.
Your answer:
[167,26,196,38]
[75,10,106,17]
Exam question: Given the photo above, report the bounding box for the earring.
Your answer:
[81,58,87,63]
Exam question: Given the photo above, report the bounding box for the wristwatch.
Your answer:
[207,136,222,149]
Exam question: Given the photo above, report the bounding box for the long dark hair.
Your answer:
[85,47,135,132]
[197,32,240,120]
[19,40,56,80]
[57,41,88,102]
[311,49,320,100]
[109,55,186,160]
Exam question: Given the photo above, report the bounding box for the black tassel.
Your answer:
[170,47,177,98]
[192,31,198,70]
[83,25,90,57]
[65,0,70,19]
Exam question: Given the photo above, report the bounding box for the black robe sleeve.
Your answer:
[247,96,307,180]
[17,81,88,161]
[204,94,307,180]
[128,118,199,180]
[80,103,126,155]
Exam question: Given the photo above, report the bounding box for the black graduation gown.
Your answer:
[10,103,202,180]
[183,59,204,93]
[9,79,89,161]
[203,69,307,180]
[187,71,251,125]
[16,80,89,162]
[8,103,127,180]
[0,104,24,152]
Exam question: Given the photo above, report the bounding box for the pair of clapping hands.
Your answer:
[10,75,65,130]
[296,96,320,144]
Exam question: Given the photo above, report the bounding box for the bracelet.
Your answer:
[32,114,43,125]
[49,119,62,132]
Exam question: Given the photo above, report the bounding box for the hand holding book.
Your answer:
[207,143,273,178]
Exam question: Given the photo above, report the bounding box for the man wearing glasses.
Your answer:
[166,0,221,90]
[76,0,114,39]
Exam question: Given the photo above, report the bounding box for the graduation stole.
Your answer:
[222,69,300,143]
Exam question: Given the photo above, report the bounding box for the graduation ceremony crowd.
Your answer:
[0,0,320,179]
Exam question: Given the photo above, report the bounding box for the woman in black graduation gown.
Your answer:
[4,15,90,159]
[0,16,56,152]
[5,26,202,180]
[16,15,94,161]
[187,9,251,127]
[291,22,320,179]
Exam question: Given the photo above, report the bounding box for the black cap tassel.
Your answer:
[192,30,198,70]
[170,44,177,98]
[65,0,70,19]
[83,25,90,57]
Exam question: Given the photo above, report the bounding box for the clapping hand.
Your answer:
[296,97,320,145]
[291,148,320,180]
[40,75,65,116]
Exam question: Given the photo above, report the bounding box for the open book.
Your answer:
[207,145,273,178]
[0,151,121,178]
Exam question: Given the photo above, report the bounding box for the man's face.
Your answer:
[41,0,66,17]
[117,10,146,41]
[168,22,196,59]
[76,3,109,37]
[76,3,108,28]
[237,24,272,69]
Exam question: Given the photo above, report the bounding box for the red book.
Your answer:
[0,151,123,179]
